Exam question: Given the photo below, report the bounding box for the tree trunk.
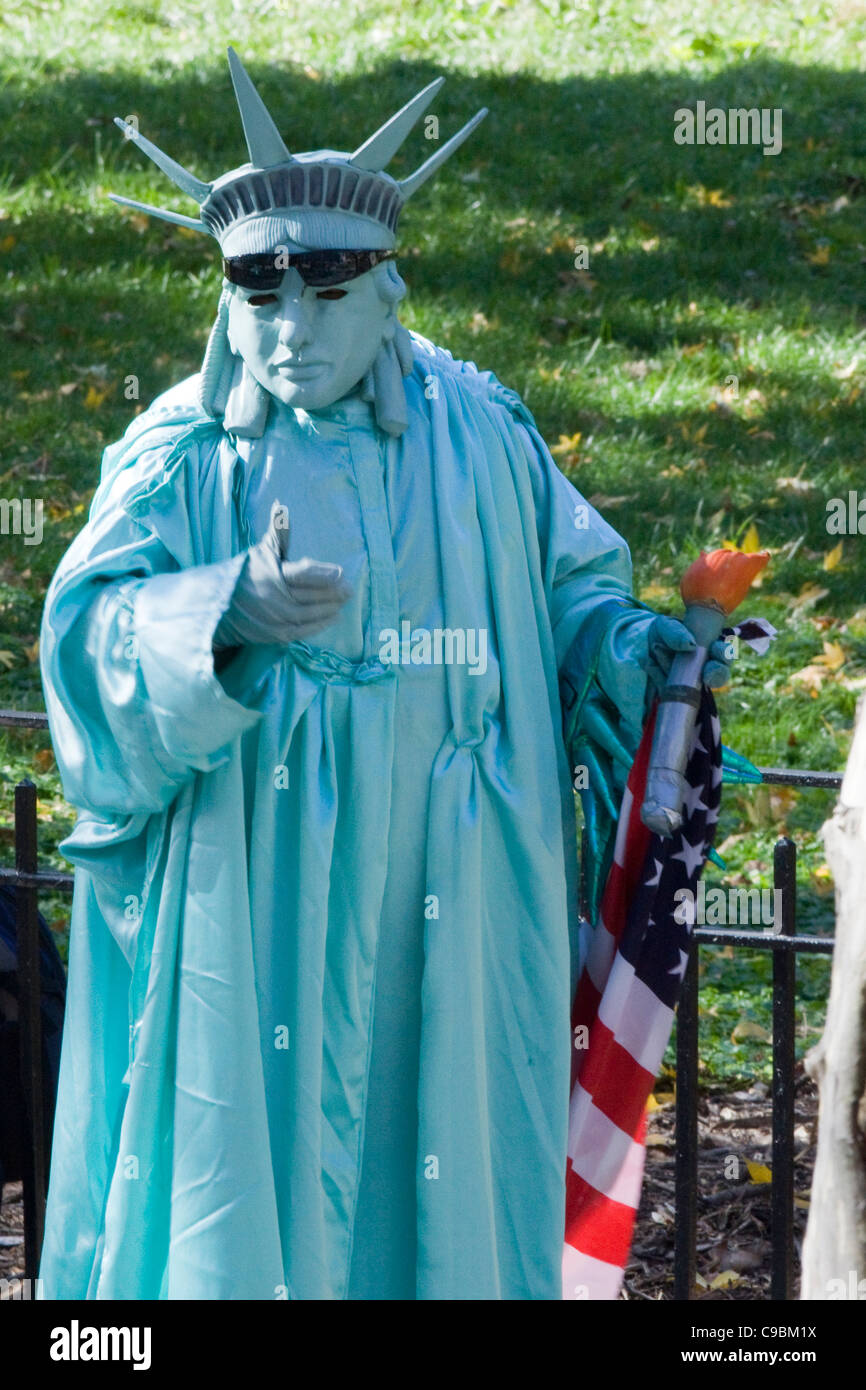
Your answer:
[801,695,866,1299]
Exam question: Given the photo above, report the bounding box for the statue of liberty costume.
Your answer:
[37,52,728,1300]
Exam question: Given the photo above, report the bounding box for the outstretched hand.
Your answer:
[214,499,352,649]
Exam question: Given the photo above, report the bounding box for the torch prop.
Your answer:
[640,548,770,837]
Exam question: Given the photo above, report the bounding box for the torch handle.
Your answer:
[640,604,726,837]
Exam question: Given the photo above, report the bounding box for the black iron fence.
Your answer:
[0,711,840,1296]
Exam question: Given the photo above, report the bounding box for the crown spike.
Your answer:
[113,117,211,202]
[227,46,292,168]
[398,107,488,201]
[108,193,210,234]
[350,77,445,172]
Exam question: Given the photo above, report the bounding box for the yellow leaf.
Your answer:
[84,385,108,410]
[807,244,831,266]
[792,583,829,613]
[746,1160,772,1184]
[823,541,844,571]
[710,1269,741,1289]
[731,1017,771,1042]
[817,640,845,671]
[0,650,16,669]
[24,639,39,663]
[645,1093,661,1112]
[742,522,761,553]
[550,432,582,458]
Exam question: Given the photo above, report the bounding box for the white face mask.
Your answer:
[226,265,394,411]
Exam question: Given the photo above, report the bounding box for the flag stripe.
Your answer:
[564,1166,639,1267]
[567,1080,647,1208]
[574,1019,655,1136]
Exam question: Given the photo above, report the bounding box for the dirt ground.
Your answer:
[0,1182,24,1294]
[624,1068,817,1300]
[1,1075,817,1300]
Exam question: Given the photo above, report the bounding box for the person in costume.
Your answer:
[37,50,729,1300]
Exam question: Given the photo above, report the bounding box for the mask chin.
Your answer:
[199,293,415,438]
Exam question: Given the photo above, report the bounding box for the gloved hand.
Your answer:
[644,614,730,698]
[214,499,351,649]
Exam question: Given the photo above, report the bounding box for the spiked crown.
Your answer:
[110,48,488,257]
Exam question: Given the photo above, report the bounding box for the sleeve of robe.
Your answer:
[507,410,659,921]
[40,430,270,823]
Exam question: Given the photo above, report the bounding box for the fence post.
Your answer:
[15,778,45,1280]
[771,836,797,1300]
[674,940,700,1299]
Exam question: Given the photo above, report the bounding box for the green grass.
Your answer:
[1,0,862,1071]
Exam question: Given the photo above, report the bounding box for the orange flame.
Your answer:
[680,548,770,615]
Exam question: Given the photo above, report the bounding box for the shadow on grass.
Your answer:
[1,55,865,588]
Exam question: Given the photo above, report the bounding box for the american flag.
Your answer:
[562,687,722,1299]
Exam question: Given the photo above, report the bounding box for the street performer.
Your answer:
[38,49,729,1300]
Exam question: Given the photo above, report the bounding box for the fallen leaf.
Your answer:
[710,1270,741,1289]
[731,1017,771,1043]
[587,494,634,509]
[746,1160,773,1184]
[550,432,582,458]
[823,540,844,571]
[742,522,761,553]
[792,583,829,614]
[789,664,826,691]
[816,640,845,671]
[832,358,859,380]
[776,475,816,495]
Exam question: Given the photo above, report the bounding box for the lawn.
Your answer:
[2,0,863,1078]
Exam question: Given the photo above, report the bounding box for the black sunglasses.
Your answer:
[222,248,396,291]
